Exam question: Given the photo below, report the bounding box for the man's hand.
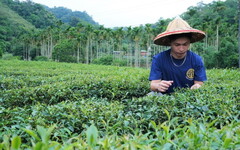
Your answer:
[190,83,201,89]
[190,81,203,90]
[151,80,173,93]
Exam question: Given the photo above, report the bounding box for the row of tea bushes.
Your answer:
[0,60,149,107]
[1,88,239,143]
[0,60,240,149]
[1,77,149,107]
[1,117,239,149]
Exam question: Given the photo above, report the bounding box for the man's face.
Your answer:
[170,37,190,58]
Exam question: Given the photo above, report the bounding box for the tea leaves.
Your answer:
[0,60,239,149]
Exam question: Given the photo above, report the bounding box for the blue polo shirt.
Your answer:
[149,49,207,94]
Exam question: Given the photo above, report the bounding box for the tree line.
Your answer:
[45,6,99,27]
[0,0,239,68]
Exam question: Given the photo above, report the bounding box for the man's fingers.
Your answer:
[161,83,169,89]
[161,80,173,87]
[158,86,167,92]
[158,80,173,92]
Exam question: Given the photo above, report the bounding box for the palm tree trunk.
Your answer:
[47,37,50,58]
[134,42,138,67]
[146,45,150,68]
[85,37,89,64]
[24,44,27,60]
[96,41,99,59]
[77,42,80,63]
[90,39,93,63]
[50,34,53,58]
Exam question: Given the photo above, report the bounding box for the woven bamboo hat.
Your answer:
[153,17,206,46]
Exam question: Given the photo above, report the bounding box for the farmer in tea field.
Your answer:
[149,17,207,95]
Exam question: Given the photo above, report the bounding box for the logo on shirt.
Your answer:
[186,68,194,80]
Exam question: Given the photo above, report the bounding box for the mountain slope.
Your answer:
[0,1,35,53]
[45,6,99,26]
[0,1,35,31]
[1,0,58,29]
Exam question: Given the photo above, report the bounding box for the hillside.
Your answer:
[0,1,35,54]
[45,6,99,27]
[0,0,100,59]
[0,2,35,30]
[1,0,58,28]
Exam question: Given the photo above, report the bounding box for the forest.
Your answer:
[0,0,239,68]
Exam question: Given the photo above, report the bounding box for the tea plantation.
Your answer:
[0,60,239,149]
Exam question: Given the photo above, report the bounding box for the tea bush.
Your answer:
[0,60,239,149]
[0,60,149,108]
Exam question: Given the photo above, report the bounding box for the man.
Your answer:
[149,17,207,95]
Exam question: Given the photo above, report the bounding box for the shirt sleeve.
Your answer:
[149,55,162,81]
[194,56,207,82]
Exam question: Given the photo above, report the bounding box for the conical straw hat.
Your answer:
[153,17,206,46]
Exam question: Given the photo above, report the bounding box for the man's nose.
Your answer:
[179,45,185,50]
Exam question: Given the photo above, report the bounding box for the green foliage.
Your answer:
[86,124,99,147]
[217,36,238,68]
[112,58,128,66]
[0,0,35,54]
[0,1,35,30]
[93,56,128,66]
[2,0,57,28]
[203,46,218,68]
[0,118,239,149]
[1,53,21,60]
[0,60,239,149]
[34,56,49,61]
[24,125,56,144]
[0,41,7,58]
[11,136,21,150]
[0,60,148,108]
[52,39,77,63]
[203,36,238,69]
[0,48,2,58]
[1,0,239,68]
[46,6,99,27]
[182,0,238,68]
[92,55,113,65]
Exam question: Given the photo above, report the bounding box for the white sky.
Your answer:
[27,0,217,28]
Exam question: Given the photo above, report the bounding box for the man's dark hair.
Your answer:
[168,33,192,42]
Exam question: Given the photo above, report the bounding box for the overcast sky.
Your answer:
[26,0,217,28]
